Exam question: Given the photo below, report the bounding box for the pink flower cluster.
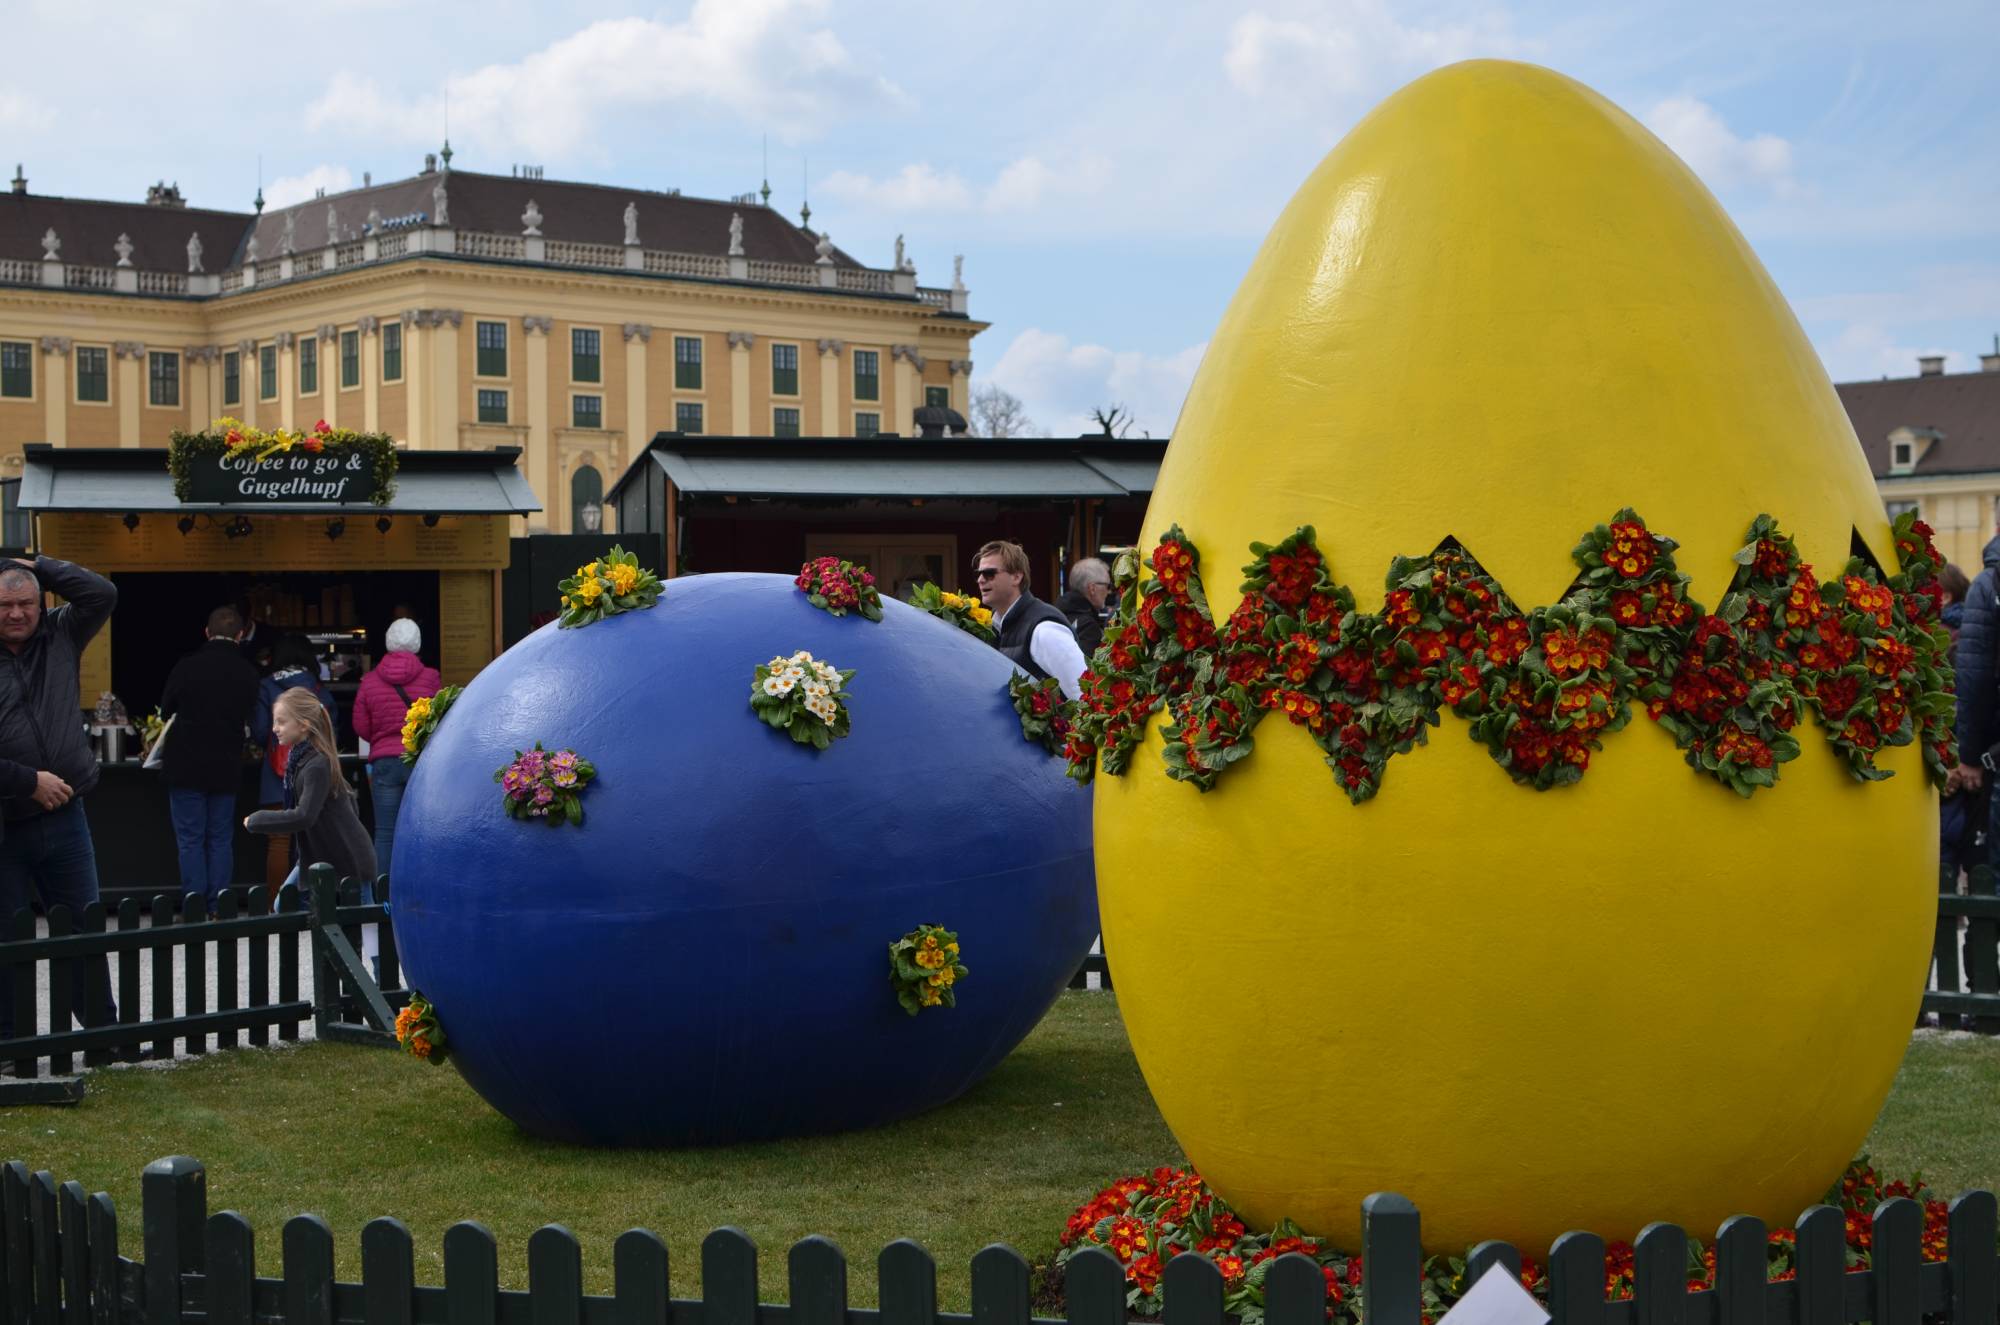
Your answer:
[494,743,595,826]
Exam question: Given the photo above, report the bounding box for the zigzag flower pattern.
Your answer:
[1062,510,1955,801]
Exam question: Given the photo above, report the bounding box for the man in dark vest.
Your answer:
[974,540,1088,700]
[160,605,260,912]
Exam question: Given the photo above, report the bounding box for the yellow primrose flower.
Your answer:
[971,606,993,625]
[575,579,603,603]
[920,986,942,1006]
[938,966,956,986]
[945,942,959,956]
[608,563,639,595]
[922,934,939,949]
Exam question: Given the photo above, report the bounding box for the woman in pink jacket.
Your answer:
[350,618,441,873]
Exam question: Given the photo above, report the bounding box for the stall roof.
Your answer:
[611,435,1168,501]
[18,445,541,514]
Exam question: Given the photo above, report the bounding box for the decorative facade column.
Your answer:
[401,310,429,447]
[890,345,925,437]
[112,341,145,446]
[727,331,755,435]
[236,338,258,429]
[949,358,974,416]
[316,324,339,429]
[357,316,380,432]
[429,310,462,451]
[184,345,220,425]
[38,338,69,446]
[622,324,650,462]
[522,315,554,531]
[817,339,845,437]
[274,331,296,431]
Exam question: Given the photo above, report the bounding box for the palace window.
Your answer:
[223,351,240,406]
[477,389,509,424]
[148,351,179,407]
[382,323,403,382]
[675,401,703,435]
[76,346,109,403]
[926,386,950,409]
[476,320,508,377]
[571,464,604,533]
[674,335,702,389]
[298,336,318,395]
[259,345,277,400]
[340,331,360,388]
[853,350,879,402]
[854,412,880,438]
[0,342,30,399]
[771,343,799,396]
[572,328,601,383]
[773,407,801,438]
[572,394,602,429]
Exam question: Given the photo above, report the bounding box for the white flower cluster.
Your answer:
[761,649,844,724]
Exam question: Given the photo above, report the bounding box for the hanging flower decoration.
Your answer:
[494,743,596,825]
[889,924,967,1014]
[750,650,855,749]
[908,581,996,640]
[1009,674,1073,755]
[558,545,663,628]
[796,556,884,621]
[398,685,462,766]
[1065,510,1953,800]
[394,992,449,1064]
[167,417,398,504]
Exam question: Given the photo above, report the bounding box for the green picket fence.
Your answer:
[1,1157,1995,1325]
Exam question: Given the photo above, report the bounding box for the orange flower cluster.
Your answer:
[1065,510,1955,800]
[1055,1156,1951,1325]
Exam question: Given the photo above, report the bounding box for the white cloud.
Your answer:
[1644,95,1795,194]
[987,329,1208,438]
[0,90,52,133]
[264,164,354,210]
[306,1,904,158]
[1818,323,1976,384]
[984,156,1058,211]
[1224,1,1532,101]
[821,163,973,211]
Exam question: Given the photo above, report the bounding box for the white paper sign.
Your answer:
[1435,1263,1551,1325]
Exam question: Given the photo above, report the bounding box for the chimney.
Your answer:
[1982,354,2000,374]
[424,153,437,174]
[9,164,23,195]
[1917,355,1946,377]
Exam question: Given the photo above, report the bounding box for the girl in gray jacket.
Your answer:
[245,687,378,890]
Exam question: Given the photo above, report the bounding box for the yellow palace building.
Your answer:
[0,149,984,533]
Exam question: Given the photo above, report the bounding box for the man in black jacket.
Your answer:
[0,555,118,1042]
[1057,556,1112,658]
[161,606,259,910]
[974,539,1089,700]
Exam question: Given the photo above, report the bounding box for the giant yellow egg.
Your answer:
[1093,61,1939,1254]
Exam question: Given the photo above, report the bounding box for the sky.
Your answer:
[5,0,1996,437]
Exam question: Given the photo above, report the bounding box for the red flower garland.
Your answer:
[1065,511,1954,800]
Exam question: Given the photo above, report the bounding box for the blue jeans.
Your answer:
[0,800,116,1041]
[168,786,237,906]
[367,758,408,878]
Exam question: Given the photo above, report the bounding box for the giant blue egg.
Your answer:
[390,572,1097,1145]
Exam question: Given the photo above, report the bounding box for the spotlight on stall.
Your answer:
[422,513,441,528]
[376,516,394,535]
[175,516,195,536]
[121,512,139,533]
[325,518,346,542]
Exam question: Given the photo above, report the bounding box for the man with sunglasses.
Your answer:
[973,540,1088,700]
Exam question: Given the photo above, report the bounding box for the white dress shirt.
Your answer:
[993,599,1089,701]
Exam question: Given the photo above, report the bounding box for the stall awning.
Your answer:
[614,435,1167,502]
[18,445,541,515]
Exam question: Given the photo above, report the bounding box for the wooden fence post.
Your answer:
[442,1222,498,1325]
[788,1237,847,1325]
[612,1229,669,1325]
[1060,1246,1124,1325]
[140,1157,206,1325]
[1360,1194,1422,1325]
[701,1229,758,1325]
[877,1240,937,1325]
[1948,1191,1998,1325]
[528,1225,583,1325]
[970,1244,1031,1325]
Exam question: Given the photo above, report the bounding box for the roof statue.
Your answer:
[728,212,745,257]
[952,254,965,293]
[893,233,906,273]
[114,234,134,268]
[522,199,543,237]
[279,211,296,255]
[40,228,59,261]
[366,205,383,234]
[326,203,339,244]
[624,202,639,246]
[815,231,834,265]
[432,175,449,227]
[186,231,204,274]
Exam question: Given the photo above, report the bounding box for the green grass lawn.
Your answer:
[1,1001,1994,1307]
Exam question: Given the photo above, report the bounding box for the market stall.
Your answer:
[18,442,539,898]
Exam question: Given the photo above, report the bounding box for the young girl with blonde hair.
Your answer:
[245,687,378,889]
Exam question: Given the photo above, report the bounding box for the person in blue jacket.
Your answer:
[250,634,337,889]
